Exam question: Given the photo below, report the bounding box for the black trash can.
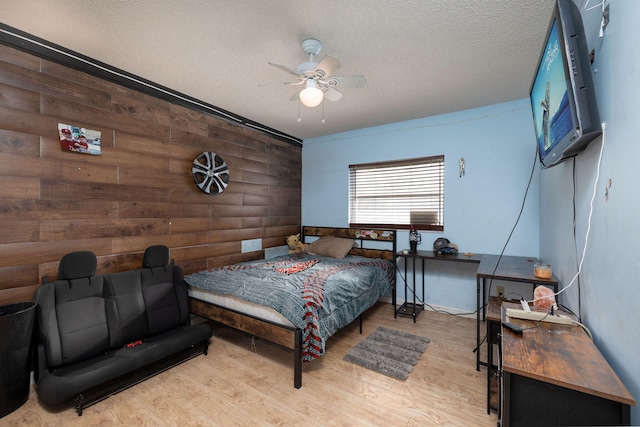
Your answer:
[0,301,36,418]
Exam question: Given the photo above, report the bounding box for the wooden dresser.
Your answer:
[500,302,635,426]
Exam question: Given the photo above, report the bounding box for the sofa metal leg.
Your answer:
[75,393,84,416]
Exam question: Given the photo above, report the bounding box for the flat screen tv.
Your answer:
[530,0,601,168]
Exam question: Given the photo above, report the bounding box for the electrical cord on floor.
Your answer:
[396,266,478,317]
[395,267,425,306]
[423,302,477,317]
[475,334,487,351]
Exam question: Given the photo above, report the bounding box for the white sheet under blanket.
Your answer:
[187,286,295,327]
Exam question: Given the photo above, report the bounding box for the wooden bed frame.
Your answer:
[187,226,397,388]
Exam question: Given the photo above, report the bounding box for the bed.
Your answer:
[185,226,396,388]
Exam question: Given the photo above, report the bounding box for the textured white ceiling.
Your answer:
[1,0,560,141]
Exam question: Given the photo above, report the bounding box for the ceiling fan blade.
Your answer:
[326,75,367,88]
[268,62,305,80]
[289,91,301,101]
[322,86,343,102]
[313,56,341,79]
[258,80,305,87]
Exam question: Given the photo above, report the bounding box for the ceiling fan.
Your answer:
[268,38,366,108]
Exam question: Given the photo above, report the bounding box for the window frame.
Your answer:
[348,155,445,231]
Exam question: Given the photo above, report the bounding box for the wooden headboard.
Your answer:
[301,226,396,262]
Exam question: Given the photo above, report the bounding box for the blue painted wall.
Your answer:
[303,99,540,312]
[540,1,640,422]
[303,1,639,422]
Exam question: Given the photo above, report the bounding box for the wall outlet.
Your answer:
[496,286,505,298]
[241,238,262,253]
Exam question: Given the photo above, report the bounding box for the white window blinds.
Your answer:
[348,156,444,231]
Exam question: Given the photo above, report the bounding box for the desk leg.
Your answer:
[421,258,425,317]
[393,260,398,318]
[393,276,397,318]
[476,276,481,371]
[486,327,490,414]
[482,277,487,321]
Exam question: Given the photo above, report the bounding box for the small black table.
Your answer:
[395,250,482,322]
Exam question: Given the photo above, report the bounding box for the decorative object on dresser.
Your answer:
[343,326,430,380]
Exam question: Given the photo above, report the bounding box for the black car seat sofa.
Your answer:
[33,245,212,415]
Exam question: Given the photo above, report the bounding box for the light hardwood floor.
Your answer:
[3,302,498,426]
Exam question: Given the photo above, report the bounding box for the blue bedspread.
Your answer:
[185,253,395,361]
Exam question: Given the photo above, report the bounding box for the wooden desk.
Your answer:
[476,255,559,297]
[396,251,561,372]
[475,255,558,370]
[500,302,636,426]
[395,250,482,321]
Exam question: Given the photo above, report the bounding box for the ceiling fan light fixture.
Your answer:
[299,80,323,107]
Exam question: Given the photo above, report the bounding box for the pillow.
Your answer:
[304,236,355,259]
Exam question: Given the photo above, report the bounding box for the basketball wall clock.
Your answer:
[192,152,230,194]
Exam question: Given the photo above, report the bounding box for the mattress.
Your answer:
[187,285,294,327]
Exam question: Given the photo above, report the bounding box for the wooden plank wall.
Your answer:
[0,44,302,305]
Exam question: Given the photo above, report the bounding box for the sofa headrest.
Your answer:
[143,245,170,268]
[58,251,97,280]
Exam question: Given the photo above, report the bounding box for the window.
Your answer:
[349,155,444,231]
